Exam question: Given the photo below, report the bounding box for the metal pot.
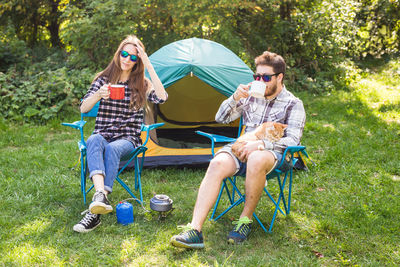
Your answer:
[150,194,173,212]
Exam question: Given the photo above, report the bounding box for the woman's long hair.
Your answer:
[94,35,147,110]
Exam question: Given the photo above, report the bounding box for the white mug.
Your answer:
[249,81,266,98]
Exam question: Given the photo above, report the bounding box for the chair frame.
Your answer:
[62,102,164,205]
[196,119,309,233]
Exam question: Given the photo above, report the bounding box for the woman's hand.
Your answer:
[137,44,167,100]
[81,83,110,113]
[136,45,151,69]
[233,84,250,101]
[97,83,110,100]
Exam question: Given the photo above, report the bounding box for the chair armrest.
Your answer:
[196,131,237,157]
[277,146,306,170]
[61,120,87,131]
[141,123,165,132]
[62,120,87,146]
[196,131,237,143]
[141,122,165,146]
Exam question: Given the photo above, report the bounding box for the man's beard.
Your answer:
[265,82,278,97]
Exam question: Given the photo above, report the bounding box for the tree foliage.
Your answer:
[0,0,70,47]
[0,0,399,122]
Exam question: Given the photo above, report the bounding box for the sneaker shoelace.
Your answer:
[177,223,201,243]
[232,217,253,234]
[79,210,97,226]
[177,223,194,232]
[93,190,106,201]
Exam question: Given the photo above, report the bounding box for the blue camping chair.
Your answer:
[196,119,309,232]
[62,102,164,205]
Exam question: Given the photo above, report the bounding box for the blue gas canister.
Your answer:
[116,201,134,225]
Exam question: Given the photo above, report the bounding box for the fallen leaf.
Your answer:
[312,250,324,258]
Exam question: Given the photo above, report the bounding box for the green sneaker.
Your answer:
[170,223,204,249]
[227,216,253,244]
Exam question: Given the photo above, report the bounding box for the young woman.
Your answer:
[73,35,167,233]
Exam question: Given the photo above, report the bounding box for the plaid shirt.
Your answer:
[215,86,306,153]
[82,76,167,147]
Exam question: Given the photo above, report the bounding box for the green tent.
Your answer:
[143,38,253,167]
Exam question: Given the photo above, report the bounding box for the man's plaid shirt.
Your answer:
[82,76,167,147]
[215,86,305,153]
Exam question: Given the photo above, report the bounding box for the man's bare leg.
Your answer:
[240,150,276,219]
[191,153,237,231]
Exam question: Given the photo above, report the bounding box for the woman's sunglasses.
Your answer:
[253,72,282,82]
[120,50,138,62]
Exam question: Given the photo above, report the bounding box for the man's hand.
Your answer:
[237,140,263,162]
[233,84,250,101]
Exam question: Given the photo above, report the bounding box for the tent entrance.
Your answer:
[145,75,239,149]
[155,75,227,127]
[155,126,239,149]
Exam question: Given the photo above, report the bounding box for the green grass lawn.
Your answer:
[1,59,399,266]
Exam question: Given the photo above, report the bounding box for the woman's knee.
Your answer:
[104,143,120,158]
[87,134,104,146]
[104,140,133,158]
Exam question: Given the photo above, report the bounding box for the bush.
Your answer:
[0,52,93,123]
[0,23,30,72]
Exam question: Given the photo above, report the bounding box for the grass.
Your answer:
[0,58,399,266]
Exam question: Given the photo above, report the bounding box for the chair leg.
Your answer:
[210,177,241,221]
[211,177,246,222]
[213,197,245,221]
[116,177,142,205]
[209,172,294,233]
[81,152,87,205]
[268,186,285,232]
[253,213,269,233]
[277,174,289,214]
[210,180,227,220]
[287,169,293,215]
[264,187,286,216]
[115,148,146,205]
[134,157,139,191]
[135,151,146,204]
[268,171,292,232]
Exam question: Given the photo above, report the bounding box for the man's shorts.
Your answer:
[215,142,290,177]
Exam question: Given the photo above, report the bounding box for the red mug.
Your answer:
[109,84,125,100]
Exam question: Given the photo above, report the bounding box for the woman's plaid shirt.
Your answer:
[82,76,167,147]
[215,86,305,153]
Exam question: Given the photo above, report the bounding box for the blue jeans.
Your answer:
[86,134,135,193]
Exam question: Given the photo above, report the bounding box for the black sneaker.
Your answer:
[170,223,204,249]
[89,190,113,214]
[73,211,101,233]
[227,216,253,244]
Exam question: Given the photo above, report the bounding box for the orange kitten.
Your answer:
[231,122,287,159]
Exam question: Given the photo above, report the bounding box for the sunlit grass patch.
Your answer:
[14,218,52,237]
[352,59,400,124]
[4,243,65,266]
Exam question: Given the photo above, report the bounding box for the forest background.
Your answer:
[0,0,399,122]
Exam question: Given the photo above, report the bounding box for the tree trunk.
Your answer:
[280,0,292,21]
[29,9,39,47]
[48,0,62,48]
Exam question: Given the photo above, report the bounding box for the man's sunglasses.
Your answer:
[120,50,138,62]
[253,72,282,82]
